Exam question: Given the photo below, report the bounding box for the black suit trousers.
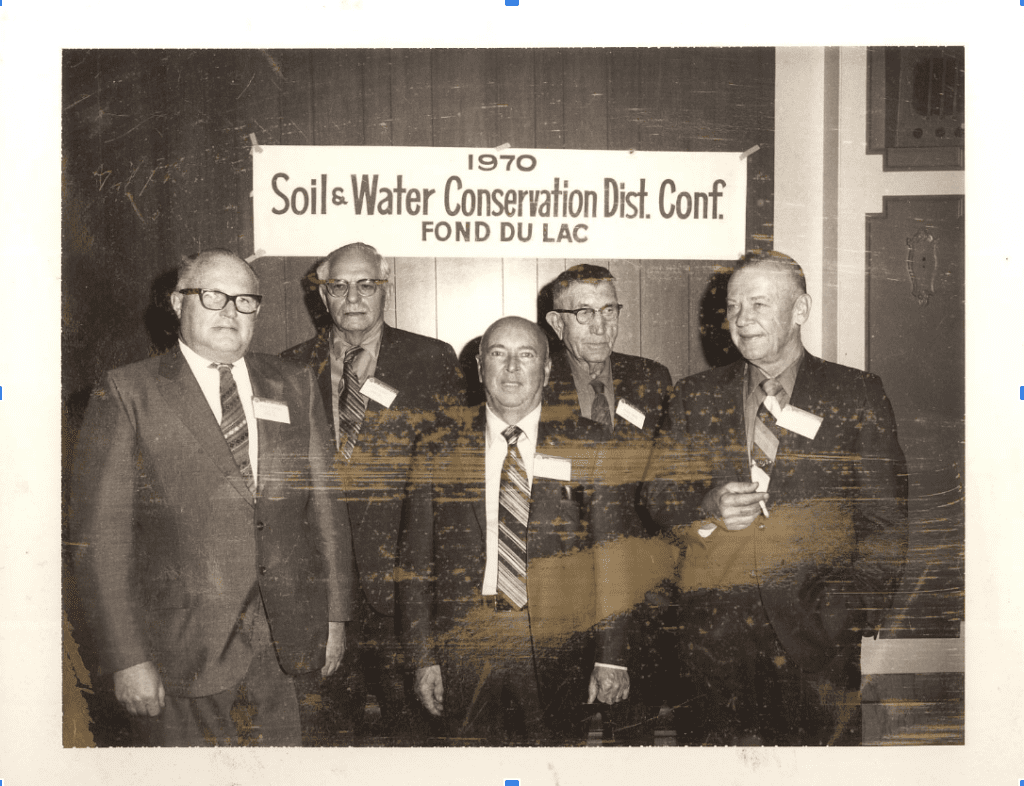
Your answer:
[673,587,862,746]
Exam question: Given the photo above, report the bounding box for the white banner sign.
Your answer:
[252,145,747,260]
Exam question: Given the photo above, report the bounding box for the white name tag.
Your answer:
[253,397,290,424]
[750,462,771,520]
[615,398,646,430]
[750,461,771,492]
[776,404,822,440]
[534,453,572,482]
[359,377,398,408]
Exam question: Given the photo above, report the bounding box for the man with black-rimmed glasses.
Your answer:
[282,242,465,745]
[72,249,353,746]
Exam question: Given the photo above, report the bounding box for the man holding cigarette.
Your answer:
[643,250,909,745]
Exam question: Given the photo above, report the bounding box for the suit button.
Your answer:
[256,521,265,531]
[749,571,756,578]
[259,566,268,575]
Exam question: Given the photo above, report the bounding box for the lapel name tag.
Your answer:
[534,453,572,482]
[253,397,290,424]
[359,377,398,408]
[615,398,646,430]
[776,404,822,440]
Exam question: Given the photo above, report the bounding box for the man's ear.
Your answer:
[543,357,552,387]
[793,293,812,326]
[170,291,183,320]
[476,354,484,384]
[318,284,329,311]
[545,311,565,340]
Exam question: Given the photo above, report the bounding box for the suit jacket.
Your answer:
[545,348,672,537]
[398,404,629,699]
[643,353,909,672]
[72,348,354,698]
[282,323,465,617]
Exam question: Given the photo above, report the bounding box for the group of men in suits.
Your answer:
[71,242,908,747]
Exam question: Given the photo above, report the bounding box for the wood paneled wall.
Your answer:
[62,48,774,398]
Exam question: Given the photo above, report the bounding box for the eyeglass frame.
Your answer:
[550,303,624,325]
[318,278,389,299]
[176,288,263,314]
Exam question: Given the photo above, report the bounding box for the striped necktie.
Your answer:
[751,377,785,475]
[338,346,368,461]
[589,379,613,431]
[214,363,256,496]
[496,424,530,611]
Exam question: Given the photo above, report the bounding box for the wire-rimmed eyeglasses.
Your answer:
[550,304,623,325]
[320,279,388,298]
[177,288,262,314]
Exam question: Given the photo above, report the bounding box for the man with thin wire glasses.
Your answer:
[282,242,465,745]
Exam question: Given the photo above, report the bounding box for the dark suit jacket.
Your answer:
[643,353,909,672]
[72,348,353,698]
[282,323,465,617]
[398,404,629,705]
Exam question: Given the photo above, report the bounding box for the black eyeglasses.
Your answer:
[177,288,262,314]
[551,304,623,325]
[320,279,388,298]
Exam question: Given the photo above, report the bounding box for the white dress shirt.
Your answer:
[482,403,541,595]
[179,339,259,484]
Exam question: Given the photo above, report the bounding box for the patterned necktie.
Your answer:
[497,424,530,611]
[214,363,256,496]
[751,377,785,475]
[338,346,368,461]
[589,379,613,431]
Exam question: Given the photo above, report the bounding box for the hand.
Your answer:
[113,661,165,717]
[587,665,630,705]
[701,482,768,531]
[415,664,444,716]
[322,621,346,677]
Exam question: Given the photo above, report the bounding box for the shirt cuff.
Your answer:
[595,662,628,671]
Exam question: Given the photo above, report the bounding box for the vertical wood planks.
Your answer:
[435,257,503,359]
[502,258,539,321]
[606,259,642,358]
[641,260,689,382]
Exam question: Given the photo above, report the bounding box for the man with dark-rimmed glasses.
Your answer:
[72,249,353,746]
[282,242,465,744]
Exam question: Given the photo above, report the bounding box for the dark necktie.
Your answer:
[751,377,785,476]
[497,424,530,611]
[214,363,256,496]
[338,346,368,461]
[589,379,613,431]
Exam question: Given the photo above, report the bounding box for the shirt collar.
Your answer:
[485,402,542,447]
[565,350,612,389]
[331,320,384,361]
[746,347,804,404]
[178,338,248,376]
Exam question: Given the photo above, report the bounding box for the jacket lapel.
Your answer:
[467,406,488,540]
[771,352,824,493]
[722,361,750,483]
[247,355,287,498]
[157,348,254,505]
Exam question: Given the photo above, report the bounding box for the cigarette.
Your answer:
[759,500,769,519]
